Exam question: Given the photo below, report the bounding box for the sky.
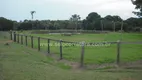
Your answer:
[0,0,138,21]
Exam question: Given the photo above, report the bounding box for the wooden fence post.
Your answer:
[17,34,19,43]
[59,39,63,60]
[14,32,16,42]
[80,41,85,67]
[38,37,40,51]
[31,36,33,48]
[16,34,18,43]
[47,39,50,54]
[21,35,23,45]
[116,40,121,65]
[25,36,27,46]
[10,31,12,40]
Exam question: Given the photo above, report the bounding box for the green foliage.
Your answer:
[0,11,142,32]
[86,12,101,22]
[0,17,14,31]
[131,0,142,17]
[104,15,122,21]
[82,12,124,31]
[69,14,81,30]
[125,17,142,32]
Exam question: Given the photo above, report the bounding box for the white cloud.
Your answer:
[0,0,137,20]
[44,0,131,6]
[42,0,137,19]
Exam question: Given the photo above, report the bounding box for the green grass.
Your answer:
[15,32,142,64]
[1,36,142,80]
[31,32,142,42]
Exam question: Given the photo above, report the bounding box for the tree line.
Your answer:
[0,12,142,32]
[0,0,142,32]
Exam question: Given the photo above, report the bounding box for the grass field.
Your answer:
[15,31,142,65]
[0,35,142,80]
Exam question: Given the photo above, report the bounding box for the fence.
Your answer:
[10,31,142,67]
[30,30,109,34]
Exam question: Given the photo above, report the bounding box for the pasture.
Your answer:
[1,35,142,80]
[15,31,142,65]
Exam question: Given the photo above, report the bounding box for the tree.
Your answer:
[13,21,20,30]
[83,12,101,30]
[103,15,123,31]
[18,20,32,30]
[40,20,51,30]
[112,16,122,21]
[30,11,36,29]
[0,17,13,31]
[125,17,142,31]
[86,12,101,22]
[104,15,122,21]
[131,0,142,17]
[104,15,114,21]
[54,21,60,30]
[30,11,36,20]
[70,14,81,30]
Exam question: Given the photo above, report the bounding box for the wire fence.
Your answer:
[9,31,142,67]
